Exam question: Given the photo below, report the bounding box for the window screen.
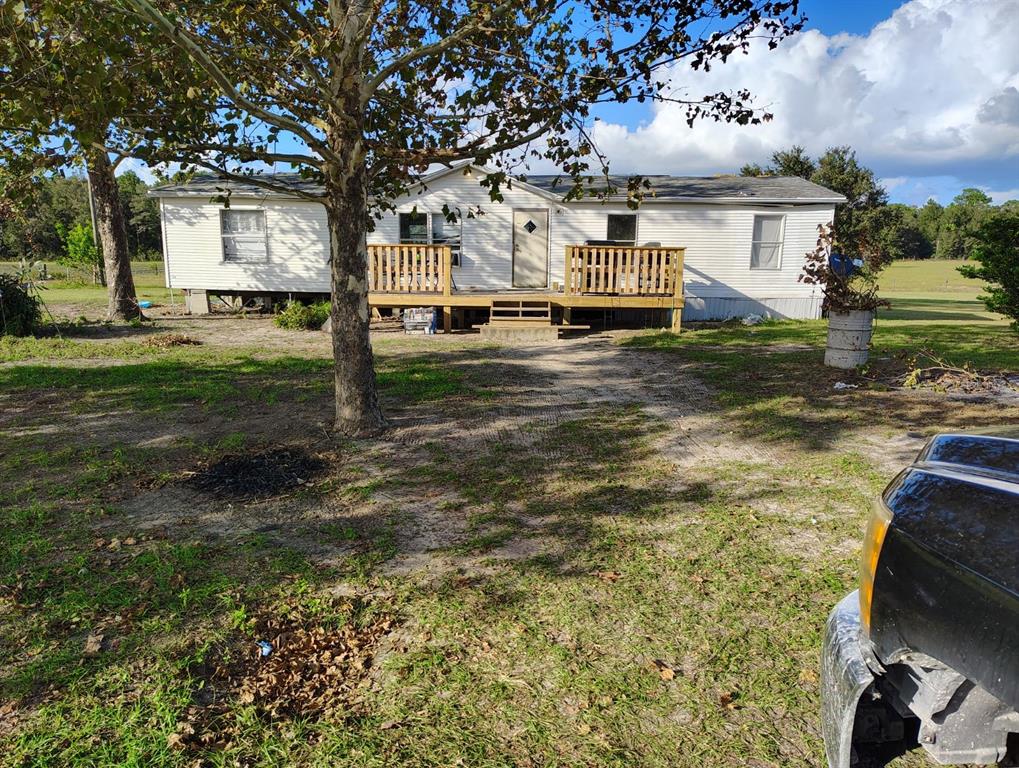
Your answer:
[750,215,784,270]
[607,214,637,245]
[221,209,267,263]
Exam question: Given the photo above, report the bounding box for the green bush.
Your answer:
[273,300,330,331]
[958,208,1019,331]
[0,274,42,336]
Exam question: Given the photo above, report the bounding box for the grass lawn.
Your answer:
[1,259,1017,767]
[0,261,182,313]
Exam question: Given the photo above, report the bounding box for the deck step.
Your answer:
[489,299,552,326]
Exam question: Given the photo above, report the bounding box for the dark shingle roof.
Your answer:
[151,169,845,204]
[522,174,845,203]
[149,173,320,198]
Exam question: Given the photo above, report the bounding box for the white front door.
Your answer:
[512,209,549,288]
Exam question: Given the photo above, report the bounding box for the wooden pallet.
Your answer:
[489,299,552,327]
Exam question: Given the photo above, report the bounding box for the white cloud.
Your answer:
[985,187,1019,204]
[583,0,1019,182]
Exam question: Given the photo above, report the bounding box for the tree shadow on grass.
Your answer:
[1,339,899,766]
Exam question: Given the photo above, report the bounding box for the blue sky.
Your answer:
[577,0,1019,206]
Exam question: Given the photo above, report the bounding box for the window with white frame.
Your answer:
[399,211,461,266]
[750,214,784,270]
[607,214,637,245]
[221,209,268,263]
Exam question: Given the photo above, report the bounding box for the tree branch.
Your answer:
[118,0,338,164]
[361,0,521,103]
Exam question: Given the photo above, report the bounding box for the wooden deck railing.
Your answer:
[368,244,452,294]
[565,245,684,297]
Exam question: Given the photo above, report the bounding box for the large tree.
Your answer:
[739,143,814,178]
[112,0,803,436]
[0,3,185,319]
[810,146,887,258]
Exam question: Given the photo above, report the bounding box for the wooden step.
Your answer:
[489,299,552,326]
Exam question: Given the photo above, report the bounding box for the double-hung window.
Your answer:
[221,209,268,263]
[750,214,785,270]
[398,211,461,266]
[607,214,637,245]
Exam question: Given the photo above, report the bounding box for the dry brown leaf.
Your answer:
[719,691,739,710]
[652,659,676,681]
[798,668,819,685]
[83,632,104,656]
[595,571,622,583]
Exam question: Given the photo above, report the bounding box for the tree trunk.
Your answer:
[324,159,385,437]
[83,148,141,321]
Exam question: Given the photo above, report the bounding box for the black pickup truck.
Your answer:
[822,430,1019,767]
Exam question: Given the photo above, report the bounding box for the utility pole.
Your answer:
[85,166,106,286]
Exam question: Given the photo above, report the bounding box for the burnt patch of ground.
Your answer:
[186,448,328,501]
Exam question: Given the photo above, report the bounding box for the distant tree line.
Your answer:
[740,145,1019,262]
[0,170,162,268]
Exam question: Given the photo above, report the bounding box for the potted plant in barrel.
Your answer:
[800,224,889,369]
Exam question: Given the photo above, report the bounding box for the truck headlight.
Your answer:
[859,500,893,636]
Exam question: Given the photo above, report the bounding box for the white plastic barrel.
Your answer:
[824,310,874,369]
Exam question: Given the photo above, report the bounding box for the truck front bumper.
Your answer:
[821,591,876,768]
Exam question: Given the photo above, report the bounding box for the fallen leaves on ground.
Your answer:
[174,598,397,754]
[145,333,201,348]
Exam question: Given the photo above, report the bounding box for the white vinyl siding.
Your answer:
[158,168,834,320]
[161,198,330,293]
[750,214,785,270]
[221,209,268,263]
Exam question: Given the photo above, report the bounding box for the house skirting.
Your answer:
[681,295,822,322]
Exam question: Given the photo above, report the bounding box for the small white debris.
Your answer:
[741,313,764,326]
[833,382,859,391]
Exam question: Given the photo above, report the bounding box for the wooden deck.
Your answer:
[367,243,685,331]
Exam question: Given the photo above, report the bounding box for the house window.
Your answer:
[398,212,428,243]
[399,211,461,266]
[221,209,267,263]
[750,214,784,270]
[607,214,637,245]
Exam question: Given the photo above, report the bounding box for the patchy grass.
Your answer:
[623,319,1019,450]
[3,297,1009,766]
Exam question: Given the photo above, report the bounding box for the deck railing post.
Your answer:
[564,247,573,296]
[441,245,452,333]
[671,247,684,332]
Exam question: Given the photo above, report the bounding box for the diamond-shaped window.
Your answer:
[524,220,537,234]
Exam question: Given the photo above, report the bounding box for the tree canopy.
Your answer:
[104,0,805,435]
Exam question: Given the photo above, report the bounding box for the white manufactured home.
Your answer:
[152,165,844,330]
